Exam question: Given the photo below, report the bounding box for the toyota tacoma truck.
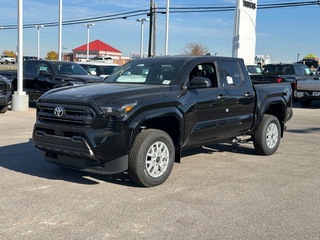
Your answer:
[0,60,103,100]
[32,56,293,187]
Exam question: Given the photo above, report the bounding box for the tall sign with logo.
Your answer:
[232,0,257,65]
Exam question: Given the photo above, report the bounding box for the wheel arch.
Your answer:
[128,107,184,162]
[253,100,287,137]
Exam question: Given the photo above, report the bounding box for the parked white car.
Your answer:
[0,55,16,64]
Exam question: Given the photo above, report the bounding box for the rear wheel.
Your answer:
[253,114,281,155]
[128,129,175,187]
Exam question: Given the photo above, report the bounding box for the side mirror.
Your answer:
[189,77,211,88]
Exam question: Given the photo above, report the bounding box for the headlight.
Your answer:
[100,102,138,117]
[3,78,11,85]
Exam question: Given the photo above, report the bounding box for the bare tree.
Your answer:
[182,42,209,56]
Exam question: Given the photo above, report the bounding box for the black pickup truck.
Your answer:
[0,60,103,100]
[251,63,313,89]
[32,56,293,187]
[0,75,12,113]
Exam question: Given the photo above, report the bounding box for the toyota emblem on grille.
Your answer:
[54,106,65,117]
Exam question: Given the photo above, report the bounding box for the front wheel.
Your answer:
[128,129,175,187]
[253,114,281,155]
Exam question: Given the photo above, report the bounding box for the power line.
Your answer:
[0,1,319,29]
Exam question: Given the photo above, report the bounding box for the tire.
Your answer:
[0,105,8,114]
[253,114,281,156]
[300,99,312,107]
[128,129,175,187]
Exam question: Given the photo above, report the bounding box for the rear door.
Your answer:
[218,59,255,138]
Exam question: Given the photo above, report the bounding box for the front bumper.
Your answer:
[33,124,129,174]
[32,99,130,175]
[294,90,320,100]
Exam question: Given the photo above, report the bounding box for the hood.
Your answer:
[40,83,173,106]
[56,74,103,83]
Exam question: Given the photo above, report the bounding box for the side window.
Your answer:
[189,62,218,87]
[87,66,98,75]
[38,63,52,74]
[220,60,244,87]
[303,66,312,76]
[24,62,38,75]
[294,66,304,75]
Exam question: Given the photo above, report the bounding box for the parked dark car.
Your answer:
[0,60,104,100]
[23,56,38,61]
[0,75,12,113]
[297,59,319,69]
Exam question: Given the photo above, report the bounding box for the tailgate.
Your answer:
[297,79,320,91]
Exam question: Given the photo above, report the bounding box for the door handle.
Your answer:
[217,94,227,100]
[245,92,253,98]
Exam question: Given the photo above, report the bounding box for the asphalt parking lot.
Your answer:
[1,101,320,240]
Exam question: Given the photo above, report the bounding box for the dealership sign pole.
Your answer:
[232,0,257,65]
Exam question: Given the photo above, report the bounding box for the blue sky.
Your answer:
[0,0,319,63]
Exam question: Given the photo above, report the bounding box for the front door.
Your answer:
[182,61,229,148]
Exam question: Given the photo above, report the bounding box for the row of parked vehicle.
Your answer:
[1,57,319,115]
[247,62,320,107]
[0,59,119,113]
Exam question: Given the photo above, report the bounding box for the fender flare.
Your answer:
[127,107,184,150]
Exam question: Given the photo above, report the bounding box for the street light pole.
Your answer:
[136,18,149,58]
[12,0,29,112]
[83,23,95,61]
[297,53,300,62]
[35,25,44,59]
[164,0,170,55]
[58,0,62,61]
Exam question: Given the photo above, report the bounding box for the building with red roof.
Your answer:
[72,39,129,65]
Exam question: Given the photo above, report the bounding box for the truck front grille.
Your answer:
[37,102,95,125]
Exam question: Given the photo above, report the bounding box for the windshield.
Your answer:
[51,62,89,75]
[247,65,262,74]
[101,66,118,75]
[105,59,185,85]
[263,65,293,74]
